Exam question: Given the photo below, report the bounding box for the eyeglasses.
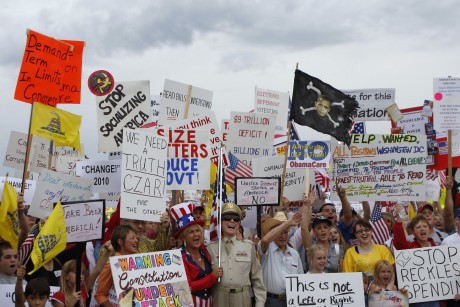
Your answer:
[222,216,240,222]
[355,228,372,235]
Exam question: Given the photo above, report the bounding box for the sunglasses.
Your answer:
[222,215,240,222]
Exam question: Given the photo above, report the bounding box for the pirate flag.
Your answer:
[289,69,359,146]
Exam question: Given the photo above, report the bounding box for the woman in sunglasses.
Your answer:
[208,202,266,307]
[343,220,394,276]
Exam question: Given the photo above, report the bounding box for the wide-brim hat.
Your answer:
[170,202,205,239]
[261,212,287,235]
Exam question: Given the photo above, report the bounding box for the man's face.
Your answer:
[320,205,337,224]
[420,208,434,227]
[221,214,240,238]
[316,98,331,117]
[121,219,145,238]
[0,248,19,276]
[274,229,289,250]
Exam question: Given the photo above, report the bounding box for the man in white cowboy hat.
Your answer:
[259,211,303,307]
[208,202,266,307]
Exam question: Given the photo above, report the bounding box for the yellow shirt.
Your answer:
[342,244,394,274]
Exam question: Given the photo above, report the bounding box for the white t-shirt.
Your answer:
[441,232,460,246]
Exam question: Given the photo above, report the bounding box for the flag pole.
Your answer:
[279,121,292,211]
[217,147,223,282]
[21,102,35,194]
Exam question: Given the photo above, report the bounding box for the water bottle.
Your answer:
[396,199,407,219]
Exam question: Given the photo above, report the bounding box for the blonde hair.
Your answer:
[180,224,204,242]
[372,260,394,287]
[330,224,350,251]
[307,244,327,266]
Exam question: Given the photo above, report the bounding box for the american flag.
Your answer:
[370,203,390,245]
[208,168,228,242]
[426,169,437,181]
[438,170,447,188]
[225,152,252,188]
[351,121,366,135]
[18,223,40,262]
[438,141,448,155]
[314,168,330,192]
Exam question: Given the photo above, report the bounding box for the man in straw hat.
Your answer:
[208,202,266,307]
[258,211,303,306]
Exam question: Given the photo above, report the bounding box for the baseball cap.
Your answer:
[418,203,434,214]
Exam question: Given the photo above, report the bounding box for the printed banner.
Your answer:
[159,79,213,123]
[61,200,105,243]
[368,290,409,306]
[97,81,151,152]
[76,160,121,193]
[29,169,92,218]
[252,156,308,201]
[286,272,365,307]
[331,134,426,201]
[287,140,331,169]
[14,30,72,106]
[0,177,36,205]
[395,244,460,304]
[235,177,281,206]
[121,129,167,222]
[254,87,289,134]
[343,88,395,121]
[110,250,194,306]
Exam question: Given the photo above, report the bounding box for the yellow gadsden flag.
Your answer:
[29,202,67,274]
[0,181,20,250]
[30,103,82,153]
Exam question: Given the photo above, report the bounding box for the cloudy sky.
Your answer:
[1,0,459,174]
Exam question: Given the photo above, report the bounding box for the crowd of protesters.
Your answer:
[1,175,460,307]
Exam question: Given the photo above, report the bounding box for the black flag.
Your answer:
[290,69,359,146]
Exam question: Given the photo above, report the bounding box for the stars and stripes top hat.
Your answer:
[170,202,205,239]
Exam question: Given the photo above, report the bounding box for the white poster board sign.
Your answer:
[97,81,151,152]
[396,107,429,134]
[61,200,105,243]
[159,79,213,123]
[121,129,167,222]
[76,160,121,193]
[286,272,365,307]
[368,290,409,306]
[433,77,460,130]
[228,111,276,147]
[395,244,460,304]
[3,131,28,170]
[0,285,59,307]
[0,177,36,204]
[110,250,194,306]
[235,177,280,206]
[343,88,395,121]
[55,156,83,176]
[254,87,289,135]
[331,134,426,201]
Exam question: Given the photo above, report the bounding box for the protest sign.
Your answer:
[158,128,210,190]
[61,200,105,243]
[393,106,429,134]
[110,249,194,306]
[166,111,226,165]
[286,272,365,307]
[149,94,161,123]
[254,87,289,135]
[343,88,395,121]
[395,244,460,304]
[331,134,426,201]
[425,175,441,201]
[221,118,230,145]
[121,129,167,222]
[288,140,331,169]
[0,285,59,307]
[29,169,92,218]
[228,112,276,147]
[97,81,151,152]
[3,131,28,170]
[58,40,84,104]
[433,77,460,130]
[76,160,121,193]
[159,79,213,123]
[368,290,409,306]
[0,177,36,204]
[14,30,72,106]
[55,156,84,176]
[252,156,308,201]
[235,177,280,206]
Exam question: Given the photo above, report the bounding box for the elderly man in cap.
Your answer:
[259,211,303,306]
[208,202,266,307]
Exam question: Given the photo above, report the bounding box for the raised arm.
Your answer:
[260,211,302,254]
[443,176,455,232]
[337,186,353,227]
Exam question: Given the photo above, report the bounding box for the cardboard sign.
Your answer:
[97,81,151,152]
[110,250,194,306]
[228,112,276,147]
[343,88,395,121]
[395,244,460,304]
[286,272,365,307]
[287,140,331,169]
[235,177,281,206]
[121,129,167,222]
[254,87,289,135]
[368,290,409,306]
[55,156,83,176]
[331,134,426,201]
[433,77,460,130]
[252,156,308,201]
[159,79,213,123]
[3,131,28,170]
[14,30,72,106]
[0,285,59,307]
[29,169,92,218]
[425,176,441,201]
[76,160,121,193]
[394,106,429,135]
[61,200,105,242]
[0,177,36,204]
[58,40,84,104]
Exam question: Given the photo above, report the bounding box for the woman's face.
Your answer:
[184,225,202,249]
[378,264,392,286]
[329,227,340,244]
[355,224,372,244]
[121,230,139,254]
[313,224,331,242]
[310,250,327,272]
[413,220,429,242]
